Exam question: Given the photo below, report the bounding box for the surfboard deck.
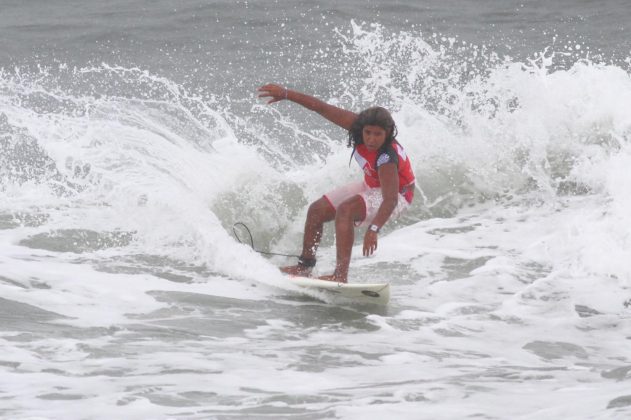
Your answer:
[287,275,390,305]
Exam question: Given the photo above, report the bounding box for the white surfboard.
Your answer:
[287,276,390,305]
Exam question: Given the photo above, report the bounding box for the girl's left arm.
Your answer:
[363,163,399,256]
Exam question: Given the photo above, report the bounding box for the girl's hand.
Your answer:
[363,230,378,256]
[257,84,289,104]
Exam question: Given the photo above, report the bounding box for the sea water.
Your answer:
[1,1,631,419]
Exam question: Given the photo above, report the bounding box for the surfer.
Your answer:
[258,84,415,283]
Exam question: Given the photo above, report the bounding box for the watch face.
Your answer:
[370,224,379,232]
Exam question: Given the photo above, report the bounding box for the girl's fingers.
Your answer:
[258,88,283,102]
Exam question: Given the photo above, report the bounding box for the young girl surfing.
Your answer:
[258,84,415,283]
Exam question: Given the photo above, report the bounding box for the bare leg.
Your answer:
[302,197,336,259]
[319,195,365,283]
[281,197,335,276]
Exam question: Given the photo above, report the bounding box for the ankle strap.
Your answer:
[297,256,316,268]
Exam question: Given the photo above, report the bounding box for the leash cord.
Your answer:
[232,222,299,258]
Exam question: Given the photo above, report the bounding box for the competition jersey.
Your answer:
[353,141,415,203]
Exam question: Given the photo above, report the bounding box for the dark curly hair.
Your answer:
[347,106,398,164]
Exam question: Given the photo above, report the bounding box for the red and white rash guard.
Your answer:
[353,141,415,203]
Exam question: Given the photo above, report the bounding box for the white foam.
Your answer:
[2,25,631,419]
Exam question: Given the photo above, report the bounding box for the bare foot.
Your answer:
[318,274,347,283]
[280,265,312,277]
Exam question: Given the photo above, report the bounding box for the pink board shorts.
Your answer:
[323,181,412,227]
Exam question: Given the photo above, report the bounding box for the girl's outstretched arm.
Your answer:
[258,84,358,131]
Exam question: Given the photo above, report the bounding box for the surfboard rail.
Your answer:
[287,275,390,305]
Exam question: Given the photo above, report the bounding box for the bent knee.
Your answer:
[336,200,353,217]
[335,196,364,220]
[307,198,335,220]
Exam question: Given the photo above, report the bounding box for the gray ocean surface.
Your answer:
[2,1,631,419]
[3,0,630,98]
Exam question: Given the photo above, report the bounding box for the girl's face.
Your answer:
[362,125,387,151]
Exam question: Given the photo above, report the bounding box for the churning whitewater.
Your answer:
[1,5,631,419]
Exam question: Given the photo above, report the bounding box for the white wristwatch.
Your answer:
[369,224,380,233]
